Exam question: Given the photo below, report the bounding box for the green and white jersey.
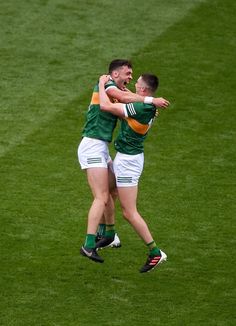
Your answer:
[114,102,156,155]
[82,80,118,142]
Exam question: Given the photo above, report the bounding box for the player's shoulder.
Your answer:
[125,102,143,115]
[93,83,99,92]
[131,102,152,110]
[129,102,156,114]
[143,103,156,112]
[105,79,118,90]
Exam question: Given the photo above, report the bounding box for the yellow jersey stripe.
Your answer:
[90,92,100,105]
[126,117,149,135]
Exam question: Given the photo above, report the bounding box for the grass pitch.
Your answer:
[0,0,235,325]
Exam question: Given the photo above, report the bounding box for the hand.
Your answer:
[99,74,111,85]
[155,109,159,118]
[153,97,170,109]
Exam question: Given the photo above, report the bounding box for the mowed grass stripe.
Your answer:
[0,0,205,157]
[134,0,235,324]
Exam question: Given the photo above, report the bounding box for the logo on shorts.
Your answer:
[87,157,102,164]
[117,176,132,184]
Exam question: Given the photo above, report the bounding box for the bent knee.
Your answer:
[122,208,136,222]
[94,193,109,206]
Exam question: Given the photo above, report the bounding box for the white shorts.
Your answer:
[113,152,144,187]
[78,137,112,169]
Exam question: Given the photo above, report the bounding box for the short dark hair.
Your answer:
[108,59,132,74]
[141,73,159,93]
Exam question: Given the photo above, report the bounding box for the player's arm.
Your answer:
[99,75,126,118]
[107,83,170,108]
[107,86,144,103]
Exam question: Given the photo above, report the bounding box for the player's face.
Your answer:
[115,66,133,89]
[135,77,146,95]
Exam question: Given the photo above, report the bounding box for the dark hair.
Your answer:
[141,73,159,93]
[108,59,132,73]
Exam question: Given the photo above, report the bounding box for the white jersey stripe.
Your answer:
[126,103,136,115]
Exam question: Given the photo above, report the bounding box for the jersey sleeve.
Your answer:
[105,79,118,92]
[125,102,143,117]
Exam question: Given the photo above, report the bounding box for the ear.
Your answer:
[113,70,119,78]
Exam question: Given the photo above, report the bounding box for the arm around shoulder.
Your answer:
[107,87,145,104]
[99,75,126,118]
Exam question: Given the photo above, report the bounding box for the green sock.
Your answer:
[97,223,106,237]
[84,234,96,249]
[147,241,160,256]
[105,224,115,238]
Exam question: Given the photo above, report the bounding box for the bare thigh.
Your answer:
[86,167,109,201]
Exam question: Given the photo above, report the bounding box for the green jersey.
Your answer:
[82,80,118,142]
[114,102,156,155]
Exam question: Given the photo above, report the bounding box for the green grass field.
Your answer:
[1,0,235,325]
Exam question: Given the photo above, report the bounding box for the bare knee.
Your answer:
[122,208,136,222]
[94,192,109,207]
